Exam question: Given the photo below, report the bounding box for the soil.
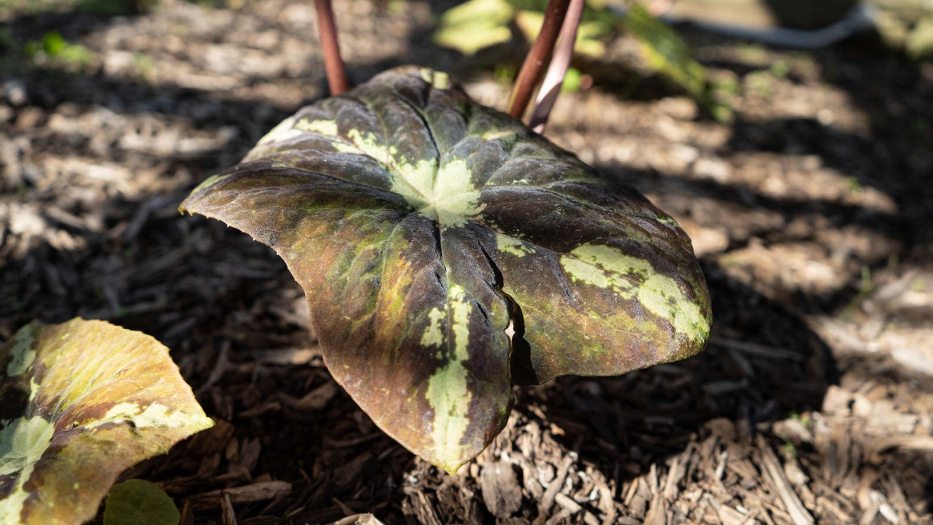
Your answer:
[1,1,932,524]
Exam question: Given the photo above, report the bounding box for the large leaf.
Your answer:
[180,66,711,472]
[0,319,213,524]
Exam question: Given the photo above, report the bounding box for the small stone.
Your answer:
[692,157,732,183]
[2,79,27,106]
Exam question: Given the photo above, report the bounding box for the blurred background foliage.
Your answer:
[0,0,931,116]
[434,0,734,120]
[433,0,933,120]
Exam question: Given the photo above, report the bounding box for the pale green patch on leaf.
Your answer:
[295,118,338,136]
[418,159,485,228]
[88,402,213,431]
[0,417,55,525]
[562,243,710,342]
[257,115,301,145]
[421,308,446,348]
[637,273,710,343]
[340,131,483,228]
[425,284,474,472]
[419,67,451,90]
[180,66,710,473]
[0,417,54,477]
[496,233,535,257]
[4,324,36,377]
[481,129,518,142]
[103,479,179,525]
[0,319,212,525]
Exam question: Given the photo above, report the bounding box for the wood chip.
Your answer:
[644,491,668,525]
[554,493,600,525]
[329,514,385,525]
[190,481,292,510]
[756,436,814,525]
[402,489,442,525]
[221,493,237,525]
[480,461,522,518]
[280,381,338,411]
[536,456,573,521]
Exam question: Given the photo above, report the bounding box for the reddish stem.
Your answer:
[529,0,584,134]
[506,0,572,120]
[314,0,350,95]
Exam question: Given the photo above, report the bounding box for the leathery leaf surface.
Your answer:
[180,66,711,472]
[0,319,213,525]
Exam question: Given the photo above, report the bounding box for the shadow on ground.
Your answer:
[2,1,933,522]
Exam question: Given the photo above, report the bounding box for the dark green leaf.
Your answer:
[103,480,179,525]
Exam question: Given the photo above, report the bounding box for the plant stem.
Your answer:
[529,0,584,134]
[506,0,571,120]
[314,0,350,95]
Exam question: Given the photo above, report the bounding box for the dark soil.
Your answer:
[2,1,932,524]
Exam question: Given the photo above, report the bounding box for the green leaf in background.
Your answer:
[0,319,213,525]
[181,66,711,472]
[623,4,706,97]
[433,0,516,55]
[103,479,180,525]
[434,0,730,116]
[512,1,615,57]
[622,3,732,120]
[23,31,95,69]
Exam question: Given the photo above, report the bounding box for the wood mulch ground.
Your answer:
[1,1,932,523]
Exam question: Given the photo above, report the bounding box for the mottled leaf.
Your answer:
[0,319,213,525]
[180,66,711,472]
[103,479,179,525]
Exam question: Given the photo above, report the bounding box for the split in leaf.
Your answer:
[0,318,213,525]
[180,66,711,472]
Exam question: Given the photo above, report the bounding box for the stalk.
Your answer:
[529,0,584,133]
[314,0,350,95]
[506,0,572,120]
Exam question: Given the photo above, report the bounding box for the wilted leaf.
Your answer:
[103,479,179,525]
[0,319,213,525]
[181,66,711,472]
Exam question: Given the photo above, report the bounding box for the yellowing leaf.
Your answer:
[0,319,212,525]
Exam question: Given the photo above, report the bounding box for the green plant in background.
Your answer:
[434,0,733,120]
[103,480,180,525]
[434,0,517,55]
[622,3,731,120]
[180,66,712,472]
[871,0,933,61]
[0,318,212,525]
[435,0,615,57]
[24,31,95,70]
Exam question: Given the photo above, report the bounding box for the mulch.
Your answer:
[1,0,932,523]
